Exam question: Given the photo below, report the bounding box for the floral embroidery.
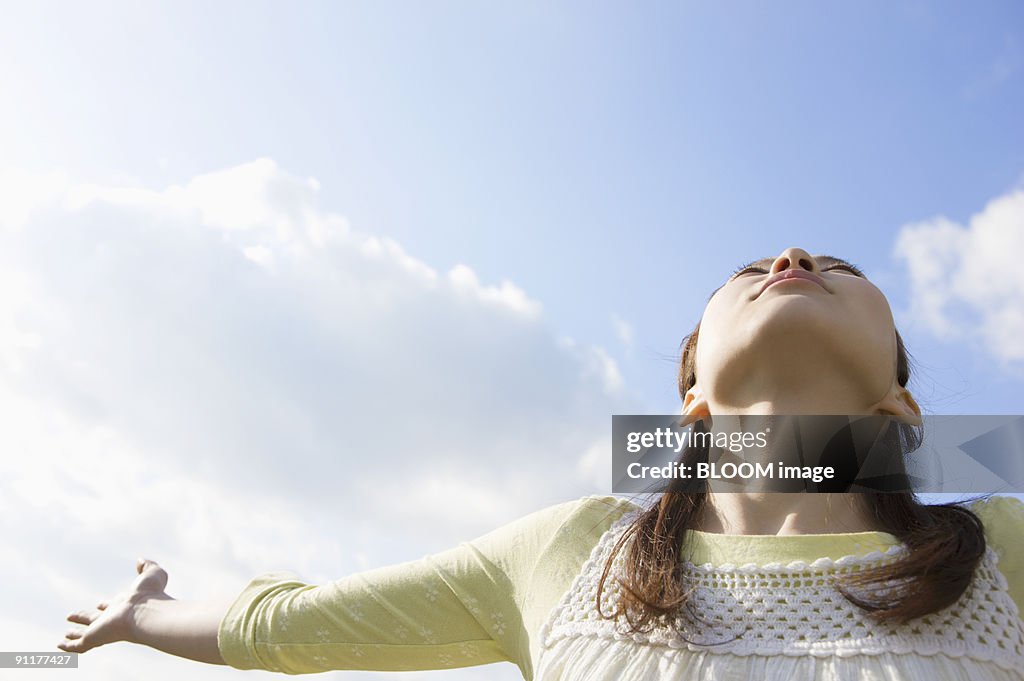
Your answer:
[491,611,507,636]
[463,595,483,616]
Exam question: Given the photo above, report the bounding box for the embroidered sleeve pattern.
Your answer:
[217,495,625,675]
[217,547,516,674]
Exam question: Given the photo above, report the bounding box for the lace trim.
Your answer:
[683,542,908,573]
[542,634,1024,666]
[539,509,1024,671]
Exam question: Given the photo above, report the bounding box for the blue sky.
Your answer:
[5,1,1023,411]
[0,2,1022,680]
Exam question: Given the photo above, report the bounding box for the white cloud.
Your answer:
[242,243,276,271]
[0,160,638,680]
[0,166,71,231]
[611,313,634,352]
[576,439,612,490]
[894,187,1024,365]
[447,262,542,318]
[557,335,624,395]
[587,345,624,395]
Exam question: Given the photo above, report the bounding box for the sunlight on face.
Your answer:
[694,248,899,412]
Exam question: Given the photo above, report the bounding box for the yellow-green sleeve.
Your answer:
[468,494,640,677]
[969,495,1024,617]
[217,494,637,676]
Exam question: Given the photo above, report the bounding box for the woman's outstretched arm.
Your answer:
[58,558,232,666]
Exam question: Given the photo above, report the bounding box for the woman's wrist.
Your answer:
[124,593,230,665]
[127,592,176,646]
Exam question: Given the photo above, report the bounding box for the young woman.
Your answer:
[59,247,1024,680]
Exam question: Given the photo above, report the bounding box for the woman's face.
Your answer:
[693,247,900,413]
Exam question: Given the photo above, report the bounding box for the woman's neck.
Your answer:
[694,492,885,536]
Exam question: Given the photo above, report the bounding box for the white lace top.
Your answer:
[536,508,1024,681]
[219,495,1024,679]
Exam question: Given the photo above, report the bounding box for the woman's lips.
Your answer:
[758,270,827,297]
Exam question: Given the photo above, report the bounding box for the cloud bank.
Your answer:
[0,159,636,680]
[894,186,1024,367]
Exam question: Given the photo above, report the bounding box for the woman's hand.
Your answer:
[58,558,173,654]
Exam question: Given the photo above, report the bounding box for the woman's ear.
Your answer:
[874,385,922,427]
[680,383,711,428]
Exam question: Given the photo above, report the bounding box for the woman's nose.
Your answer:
[768,247,820,275]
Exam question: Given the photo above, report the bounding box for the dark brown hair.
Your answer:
[597,289,989,634]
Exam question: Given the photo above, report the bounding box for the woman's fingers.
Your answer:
[57,561,147,655]
[66,609,98,625]
[58,559,162,654]
[137,557,165,575]
[60,636,92,654]
[57,630,89,653]
[135,557,169,593]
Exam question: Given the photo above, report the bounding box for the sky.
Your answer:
[0,1,1022,680]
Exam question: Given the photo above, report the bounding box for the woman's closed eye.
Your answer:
[823,264,863,276]
[731,266,768,278]
[732,264,863,279]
